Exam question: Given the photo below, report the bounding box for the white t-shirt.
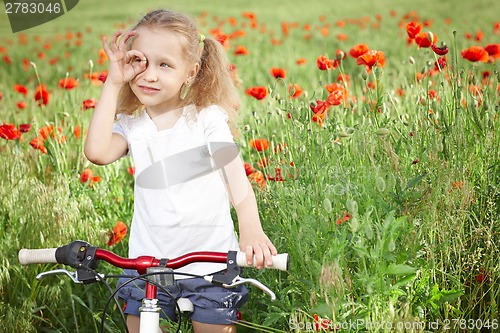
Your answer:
[113,104,239,277]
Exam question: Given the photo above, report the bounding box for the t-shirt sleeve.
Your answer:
[111,114,129,157]
[112,114,126,139]
[202,106,235,156]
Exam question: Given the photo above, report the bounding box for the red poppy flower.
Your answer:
[59,77,78,89]
[234,45,249,55]
[296,58,307,65]
[431,43,449,56]
[406,21,422,39]
[310,100,330,115]
[312,112,325,127]
[29,136,47,154]
[82,98,97,110]
[288,83,303,98]
[242,11,256,20]
[19,124,31,133]
[34,84,49,106]
[127,166,135,176]
[108,221,128,246]
[16,101,27,109]
[39,125,58,140]
[13,84,28,96]
[336,33,348,41]
[80,168,94,183]
[484,44,500,60]
[90,175,101,186]
[98,71,108,83]
[349,43,369,58]
[356,50,385,73]
[336,211,352,225]
[228,29,246,39]
[257,157,269,168]
[245,86,267,100]
[316,55,337,70]
[326,84,349,106]
[211,30,229,50]
[248,170,266,188]
[249,138,269,151]
[0,123,21,140]
[434,57,447,71]
[244,163,254,176]
[267,168,285,181]
[73,125,81,139]
[97,48,108,64]
[414,31,438,48]
[461,46,489,62]
[270,67,286,79]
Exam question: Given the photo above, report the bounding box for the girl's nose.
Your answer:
[143,66,158,82]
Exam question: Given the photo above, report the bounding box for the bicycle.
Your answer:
[18,240,289,333]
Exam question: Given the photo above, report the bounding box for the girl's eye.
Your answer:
[160,63,170,68]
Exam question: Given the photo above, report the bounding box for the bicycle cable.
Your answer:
[100,269,201,333]
[80,265,131,333]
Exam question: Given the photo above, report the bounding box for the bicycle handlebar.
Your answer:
[18,241,289,272]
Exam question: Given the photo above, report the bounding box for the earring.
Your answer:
[180,81,190,100]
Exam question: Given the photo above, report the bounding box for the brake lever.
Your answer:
[36,269,104,284]
[222,276,276,301]
[36,269,82,284]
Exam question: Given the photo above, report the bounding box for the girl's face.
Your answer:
[129,27,198,116]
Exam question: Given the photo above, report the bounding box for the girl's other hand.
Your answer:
[102,30,147,86]
[240,230,278,270]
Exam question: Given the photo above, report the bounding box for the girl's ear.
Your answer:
[187,62,199,82]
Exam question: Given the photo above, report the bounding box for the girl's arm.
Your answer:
[84,31,146,165]
[215,150,277,269]
[84,83,128,165]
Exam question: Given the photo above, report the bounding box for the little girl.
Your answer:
[84,9,277,333]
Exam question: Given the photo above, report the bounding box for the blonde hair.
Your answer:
[116,9,240,122]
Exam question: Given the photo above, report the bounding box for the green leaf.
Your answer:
[393,273,417,288]
[384,263,417,276]
[404,172,427,190]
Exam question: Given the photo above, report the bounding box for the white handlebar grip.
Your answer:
[18,248,58,265]
[236,252,289,271]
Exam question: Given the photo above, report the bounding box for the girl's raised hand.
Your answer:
[102,30,147,86]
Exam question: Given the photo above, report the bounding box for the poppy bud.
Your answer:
[375,177,386,192]
[346,199,358,215]
[376,128,390,137]
[482,99,489,111]
[337,132,349,138]
[336,50,345,60]
[361,69,368,80]
[323,198,332,213]
[427,31,434,43]
[346,127,355,134]
[408,56,415,65]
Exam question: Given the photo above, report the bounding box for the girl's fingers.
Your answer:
[261,243,274,267]
[125,49,146,63]
[109,30,122,52]
[101,35,111,54]
[119,30,137,50]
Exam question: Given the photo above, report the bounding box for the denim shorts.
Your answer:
[116,269,248,325]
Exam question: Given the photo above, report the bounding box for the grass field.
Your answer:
[1,0,499,332]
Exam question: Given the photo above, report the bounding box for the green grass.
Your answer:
[1,0,499,332]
